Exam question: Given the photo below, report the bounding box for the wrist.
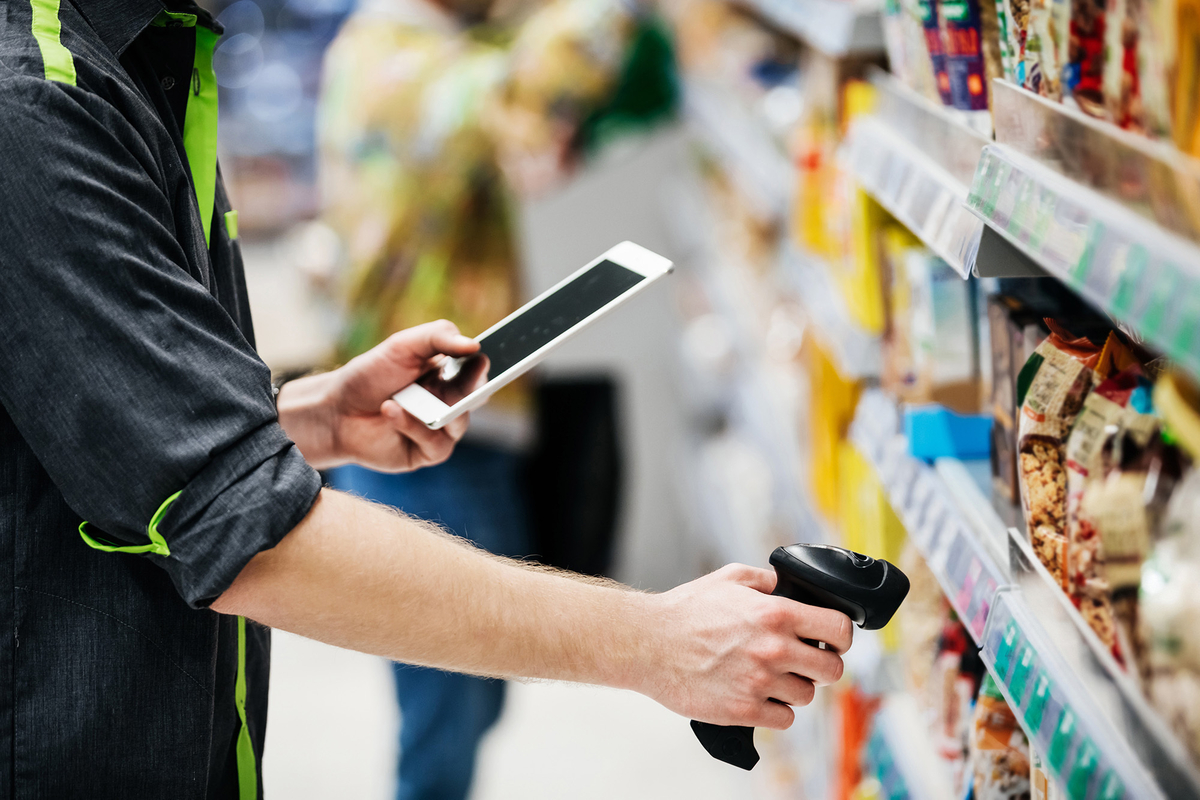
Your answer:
[275,370,341,467]
[599,589,665,696]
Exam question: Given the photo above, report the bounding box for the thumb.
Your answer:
[383,320,480,366]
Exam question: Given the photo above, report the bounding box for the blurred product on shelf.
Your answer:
[986,295,1049,503]
[881,224,980,413]
[969,674,1032,800]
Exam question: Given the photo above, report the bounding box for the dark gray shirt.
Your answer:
[0,0,322,796]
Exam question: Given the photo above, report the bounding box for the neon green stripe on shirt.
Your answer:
[30,0,76,85]
[183,25,220,247]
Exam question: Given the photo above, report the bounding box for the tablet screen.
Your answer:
[417,259,645,404]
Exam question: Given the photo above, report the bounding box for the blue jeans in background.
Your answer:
[329,442,531,800]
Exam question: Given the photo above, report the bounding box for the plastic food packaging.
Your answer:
[1063,367,1144,660]
[988,297,1049,504]
[921,0,957,103]
[1065,0,1109,116]
[1000,0,1032,85]
[1101,0,1142,129]
[1023,0,1070,98]
[969,674,1032,800]
[939,0,992,110]
[1174,0,1200,155]
[1016,321,1102,587]
[1141,464,1200,768]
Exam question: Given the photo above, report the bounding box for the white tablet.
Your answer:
[394,241,674,429]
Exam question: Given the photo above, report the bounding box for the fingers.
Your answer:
[387,320,480,364]
[790,604,854,655]
[768,673,817,708]
[779,638,844,686]
[381,402,457,467]
[714,563,777,594]
[753,699,795,731]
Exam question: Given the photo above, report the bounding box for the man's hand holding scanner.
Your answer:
[646,565,852,730]
[276,320,484,472]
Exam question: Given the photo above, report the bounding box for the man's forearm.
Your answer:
[213,489,654,689]
[214,487,852,728]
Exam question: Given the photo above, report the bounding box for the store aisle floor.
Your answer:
[264,631,758,799]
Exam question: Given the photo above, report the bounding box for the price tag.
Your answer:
[993,619,1020,677]
[1140,261,1182,341]
[1048,707,1078,772]
[1025,671,1052,733]
[1009,644,1035,703]
[1109,242,1149,319]
[1068,738,1099,799]
[1097,770,1125,800]
[969,574,996,639]
[1070,219,1106,287]
[955,554,982,623]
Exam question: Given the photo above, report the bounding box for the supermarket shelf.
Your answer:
[736,0,885,57]
[966,141,1200,382]
[865,694,957,800]
[842,70,989,278]
[851,389,1200,799]
[1003,530,1200,800]
[849,390,1007,644]
[778,245,881,379]
[983,591,1170,800]
[684,79,793,223]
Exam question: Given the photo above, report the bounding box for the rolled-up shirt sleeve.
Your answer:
[0,79,321,607]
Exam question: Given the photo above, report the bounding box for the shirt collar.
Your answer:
[67,0,164,56]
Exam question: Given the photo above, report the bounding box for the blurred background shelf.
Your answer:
[685,79,794,224]
[842,69,989,278]
[779,245,882,379]
[735,0,885,57]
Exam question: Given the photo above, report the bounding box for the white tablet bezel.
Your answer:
[394,240,673,429]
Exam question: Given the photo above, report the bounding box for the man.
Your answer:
[0,1,852,798]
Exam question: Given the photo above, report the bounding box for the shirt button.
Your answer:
[161,76,175,90]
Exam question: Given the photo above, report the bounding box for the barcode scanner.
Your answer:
[690,544,910,770]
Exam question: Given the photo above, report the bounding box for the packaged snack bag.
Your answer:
[988,297,1049,504]
[940,0,992,109]
[969,674,1032,800]
[1133,0,1176,137]
[1017,321,1102,586]
[1001,0,1033,84]
[1066,0,1109,116]
[921,0,957,103]
[1140,372,1200,767]
[1024,0,1070,98]
[1102,0,1143,129]
[1077,396,1183,676]
[1141,464,1200,768]
[1064,367,1144,658]
[1173,0,1200,155]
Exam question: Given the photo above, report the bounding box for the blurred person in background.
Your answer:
[317,1,675,797]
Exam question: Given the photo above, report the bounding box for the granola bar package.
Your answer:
[1016,321,1102,586]
[969,674,1032,800]
[1064,367,1144,657]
